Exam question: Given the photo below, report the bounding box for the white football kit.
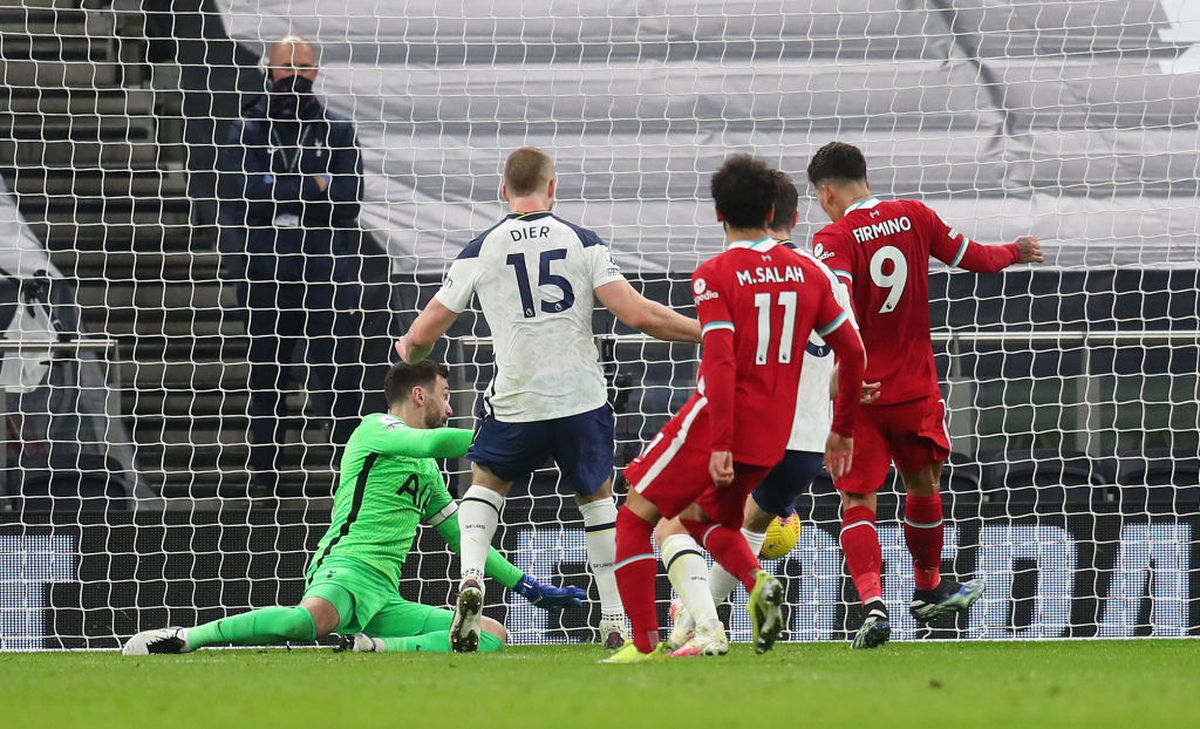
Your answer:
[786,243,856,453]
[434,211,625,422]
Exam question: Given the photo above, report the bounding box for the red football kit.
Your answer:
[614,235,866,654]
[624,237,864,525]
[815,195,1023,604]
[814,196,1021,493]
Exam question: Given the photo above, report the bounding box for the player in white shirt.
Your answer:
[396,147,701,652]
[662,170,873,656]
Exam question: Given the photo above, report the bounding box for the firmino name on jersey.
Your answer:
[852,216,912,243]
[736,265,805,286]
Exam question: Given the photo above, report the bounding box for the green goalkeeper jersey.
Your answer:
[307,413,475,587]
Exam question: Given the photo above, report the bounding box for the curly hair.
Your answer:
[710,154,779,229]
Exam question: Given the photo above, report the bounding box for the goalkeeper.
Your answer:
[123,361,585,656]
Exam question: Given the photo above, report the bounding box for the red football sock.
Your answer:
[682,519,760,592]
[904,493,944,591]
[614,507,659,653]
[840,505,883,604]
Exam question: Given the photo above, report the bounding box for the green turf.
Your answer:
[1,640,1194,729]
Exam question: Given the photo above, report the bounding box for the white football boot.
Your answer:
[669,621,729,658]
[122,627,191,656]
[598,615,629,650]
[666,598,696,651]
[350,634,382,652]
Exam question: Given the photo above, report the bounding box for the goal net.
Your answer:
[0,0,1197,649]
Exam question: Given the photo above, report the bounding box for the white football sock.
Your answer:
[457,485,504,585]
[661,533,720,632]
[578,497,624,619]
[709,527,767,604]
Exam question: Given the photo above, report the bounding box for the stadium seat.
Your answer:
[1112,449,1200,516]
[978,450,1115,515]
[941,452,984,494]
[16,451,130,521]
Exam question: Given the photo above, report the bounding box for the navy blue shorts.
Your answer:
[751,450,826,517]
[466,404,614,495]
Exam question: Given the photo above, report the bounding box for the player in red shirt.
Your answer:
[603,155,867,663]
[807,142,1044,648]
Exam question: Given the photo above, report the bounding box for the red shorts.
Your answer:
[624,418,772,528]
[834,395,951,495]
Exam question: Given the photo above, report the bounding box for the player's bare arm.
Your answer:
[396,298,459,364]
[596,278,701,343]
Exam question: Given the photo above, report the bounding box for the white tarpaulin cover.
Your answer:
[216,1,1200,273]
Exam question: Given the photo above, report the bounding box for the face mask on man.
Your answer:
[267,74,317,119]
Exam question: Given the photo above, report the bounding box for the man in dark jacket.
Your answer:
[217,36,364,493]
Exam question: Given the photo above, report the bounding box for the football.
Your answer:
[760,513,802,559]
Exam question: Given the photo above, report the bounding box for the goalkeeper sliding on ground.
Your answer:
[123,361,585,656]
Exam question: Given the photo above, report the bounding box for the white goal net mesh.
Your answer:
[0,0,1197,649]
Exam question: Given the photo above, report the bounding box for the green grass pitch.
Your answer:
[2,640,1194,729]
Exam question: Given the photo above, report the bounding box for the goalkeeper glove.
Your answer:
[514,574,586,611]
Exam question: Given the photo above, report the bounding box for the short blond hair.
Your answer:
[504,147,555,196]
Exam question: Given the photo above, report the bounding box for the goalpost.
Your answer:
[0,0,1196,650]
